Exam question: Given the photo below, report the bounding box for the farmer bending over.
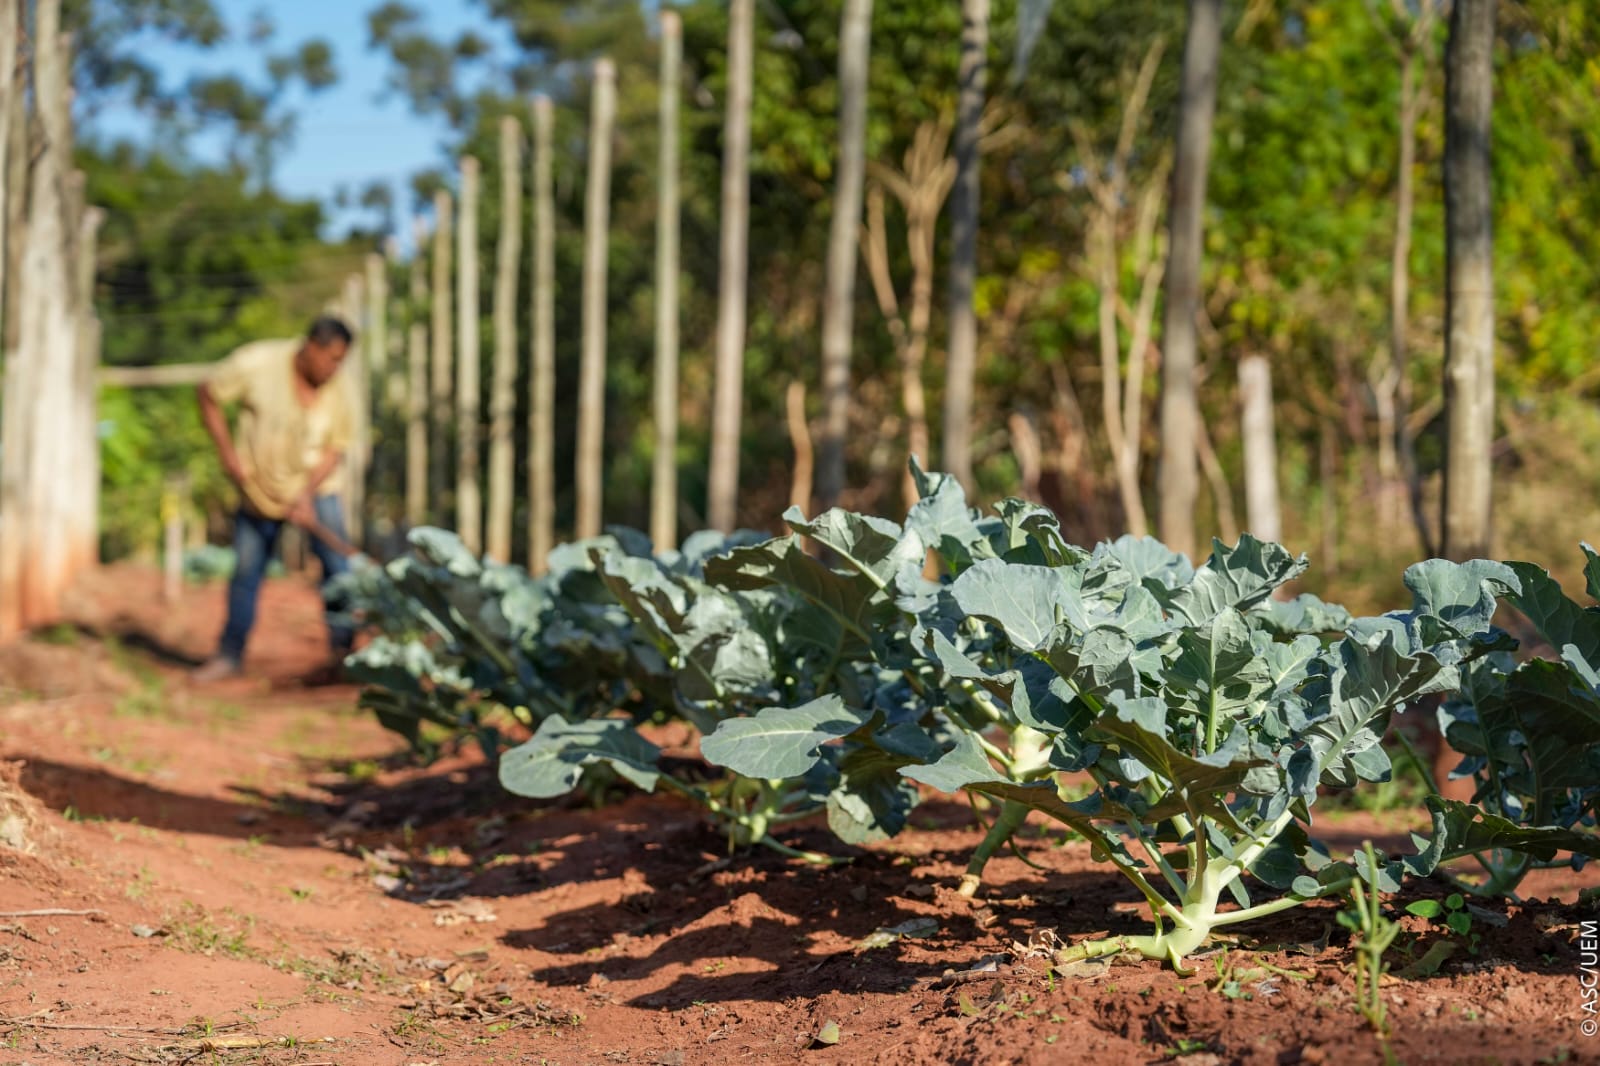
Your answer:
[191,316,358,682]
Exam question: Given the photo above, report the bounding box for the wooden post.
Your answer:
[162,477,184,602]
[405,216,428,527]
[364,251,388,403]
[1158,0,1223,560]
[528,95,556,573]
[817,0,871,513]
[650,12,682,553]
[456,155,482,553]
[575,60,615,541]
[430,188,454,526]
[364,249,389,527]
[706,0,754,532]
[487,116,522,563]
[1237,355,1282,544]
[341,271,368,545]
[1441,0,1496,561]
[943,0,986,494]
[74,201,103,574]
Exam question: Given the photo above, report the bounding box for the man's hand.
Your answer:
[286,493,316,528]
[220,452,248,488]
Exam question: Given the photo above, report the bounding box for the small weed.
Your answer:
[1406,892,1482,953]
[33,623,79,646]
[1338,842,1401,1064]
[1166,1039,1211,1058]
[165,905,256,960]
[114,679,171,721]
[124,865,156,901]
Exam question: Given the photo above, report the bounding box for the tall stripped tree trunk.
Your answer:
[1375,0,1437,554]
[487,115,522,563]
[1441,0,1495,562]
[0,0,22,638]
[430,188,454,525]
[3,0,76,634]
[943,0,987,494]
[364,252,388,402]
[1158,0,1222,560]
[456,155,482,552]
[363,250,388,524]
[816,0,872,512]
[341,271,367,544]
[405,216,428,527]
[528,95,556,570]
[650,12,682,551]
[576,61,616,540]
[1237,355,1281,543]
[706,0,754,532]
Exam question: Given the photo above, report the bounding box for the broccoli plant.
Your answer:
[497,534,848,862]
[899,541,1519,969]
[1434,546,1600,897]
[338,527,699,756]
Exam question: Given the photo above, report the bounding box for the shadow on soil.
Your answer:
[17,757,328,841]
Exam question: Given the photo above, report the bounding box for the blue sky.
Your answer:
[89,1,518,248]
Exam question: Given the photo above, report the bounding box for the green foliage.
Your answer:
[1435,547,1600,896]
[337,476,1561,940]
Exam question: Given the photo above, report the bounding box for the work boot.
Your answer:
[191,655,243,683]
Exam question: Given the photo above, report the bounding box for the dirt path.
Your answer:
[0,566,1596,1065]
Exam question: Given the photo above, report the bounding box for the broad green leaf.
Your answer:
[1166,609,1269,728]
[1308,635,1446,788]
[699,695,870,779]
[826,746,921,844]
[1506,559,1600,664]
[706,535,889,653]
[1248,593,1353,637]
[1402,558,1520,641]
[905,460,990,570]
[1087,695,1271,814]
[1430,796,1600,864]
[951,558,1082,651]
[899,730,999,792]
[499,718,662,799]
[1167,536,1308,627]
[990,498,1085,566]
[1097,535,1195,594]
[783,505,924,585]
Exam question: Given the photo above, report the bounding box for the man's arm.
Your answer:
[196,383,247,487]
[285,445,343,526]
[302,445,343,497]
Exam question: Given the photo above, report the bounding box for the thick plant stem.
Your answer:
[958,799,1030,897]
[755,836,848,866]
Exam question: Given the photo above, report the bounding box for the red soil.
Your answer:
[0,565,1594,1065]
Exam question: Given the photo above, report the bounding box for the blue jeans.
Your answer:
[218,495,353,663]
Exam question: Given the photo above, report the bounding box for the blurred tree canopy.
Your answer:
[41,0,1600,596]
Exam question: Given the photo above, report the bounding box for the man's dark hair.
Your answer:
[307,315,355,348]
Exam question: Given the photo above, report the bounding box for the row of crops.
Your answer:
[333,465,1600,971]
